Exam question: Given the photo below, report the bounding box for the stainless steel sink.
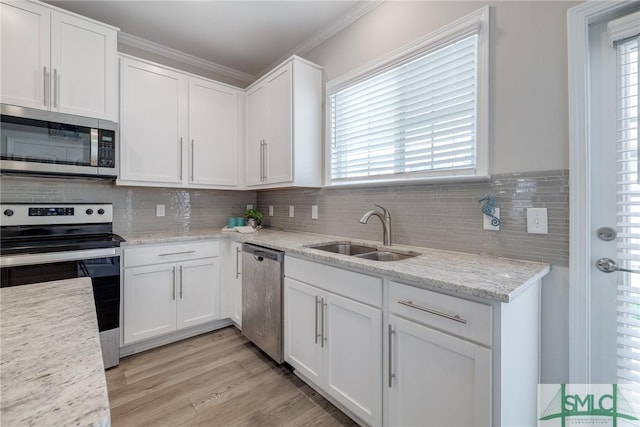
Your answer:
[307,242,378,255]
[355,251,419,261]
[306,242,419,261]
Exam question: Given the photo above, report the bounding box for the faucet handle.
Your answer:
[374,204,390,218]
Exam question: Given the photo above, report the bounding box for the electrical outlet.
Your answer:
[246,204,253,210]
[156,204,165,217]
[527,208,548,234]
[289,206,295,217]
[269,206,274,216]
[312,205,318,220]
[483,208,500,231]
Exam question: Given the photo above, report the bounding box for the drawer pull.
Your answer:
[398,300,467,324]
[159,250,196,257]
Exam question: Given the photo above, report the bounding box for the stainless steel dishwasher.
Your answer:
[242,243,285,364]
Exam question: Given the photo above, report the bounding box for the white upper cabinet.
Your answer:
[245,56,322,189]
[1,1,117,121]
[119,57,186,184]
[188,78,239,187]
[118,56,243,189]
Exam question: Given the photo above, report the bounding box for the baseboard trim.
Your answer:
[120,318,234,357]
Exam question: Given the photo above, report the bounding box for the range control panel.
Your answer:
[1,204,113,226]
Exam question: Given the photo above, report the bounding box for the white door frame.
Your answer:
[568,0,637,384]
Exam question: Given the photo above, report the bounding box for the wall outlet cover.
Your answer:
[483,208,500,231]
[156,204,165,217]
[527,207,548,234]
[312,205,318,220]
[289,206,295,217]
[269,205,274,216]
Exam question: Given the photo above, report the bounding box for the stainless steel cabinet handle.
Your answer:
[388,324,395,388]
[596,258,640,274]
[262,140,267,182]
[159,250,196,257]
[178,137,183,180]
[43,66,48,106]
[53,68,58,108]
[321,297,327,348]
[315,296,320,344]
[260,140,265,182]
[190,139,195,182]
[172,266,176,300]
[179,265,183,299]
[235,246,241,278]
[398,300,467,324]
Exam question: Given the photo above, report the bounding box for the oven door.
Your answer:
[0,249,120,368]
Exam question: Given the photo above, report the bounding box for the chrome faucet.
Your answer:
[359,205,392,246]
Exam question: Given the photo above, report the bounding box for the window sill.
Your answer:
[324,174,491,189]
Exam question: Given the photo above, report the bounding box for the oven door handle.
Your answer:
[0,248,119,268]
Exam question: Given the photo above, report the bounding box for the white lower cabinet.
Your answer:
[284,271,382,426]
[387,315,491,427]
[123,242,221,345]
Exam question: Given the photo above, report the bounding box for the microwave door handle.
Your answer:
[90,129,99,167]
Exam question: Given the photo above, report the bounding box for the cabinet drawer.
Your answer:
[125,241,220,267]
[389,281,492,346]
[285,256,382,307]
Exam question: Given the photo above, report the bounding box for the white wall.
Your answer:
[303,0,575,175]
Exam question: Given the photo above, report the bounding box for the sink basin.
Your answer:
[308,242,378,255]
[355,251,419,262]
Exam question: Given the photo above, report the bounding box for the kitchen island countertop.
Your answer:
[120,228,550,303]
[0,277,110,427]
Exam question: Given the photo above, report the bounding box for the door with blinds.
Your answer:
[589,10,639,385]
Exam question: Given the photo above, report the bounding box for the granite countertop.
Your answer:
[0,278,111,427]
[119,228,550,303]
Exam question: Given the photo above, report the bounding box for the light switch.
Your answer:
[483,208,500,231]
[312,205,318,220]
[269,206,274,216]
[527,208,548,234]
[289,206,295,217]
[156,204,165,217]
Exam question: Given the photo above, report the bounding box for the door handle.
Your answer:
[179,265,183,299]
[53,68,58,108]
[235,246,241,278]
[190,139,195,182]
[388,324,395,388]
[262,140,268,182]
[596,258,640,274]
[320,297,326,348]
[178,138,183,180]
[315,296,320,344]
[43,66,48,107]
[172,266,176,300]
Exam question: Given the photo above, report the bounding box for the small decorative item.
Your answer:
[478,195,501,226]
[244,209,263,229]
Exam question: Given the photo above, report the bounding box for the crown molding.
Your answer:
[256,0,385,78]
[118,32,256,84]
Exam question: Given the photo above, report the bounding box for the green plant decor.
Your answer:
[244,209,263,224]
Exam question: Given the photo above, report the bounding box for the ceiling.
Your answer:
[44,1,372,80]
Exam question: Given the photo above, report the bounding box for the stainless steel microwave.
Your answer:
[0,104,117,178]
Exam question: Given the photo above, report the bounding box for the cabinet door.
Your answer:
[284,278,322,383]
[123,264,177,344]
[120,57,187,184]
[189,78,239,187]
[0,1,50,110]
[50,11,116,120]
[265,63,293,184]
[324,292,382,426]
[387,315,491,427]
[245,83,266,186]
[177,257,220,329]
[230,242,243,327]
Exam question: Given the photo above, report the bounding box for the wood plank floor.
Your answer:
[105,326,359,426]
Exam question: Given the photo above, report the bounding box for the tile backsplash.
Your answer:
[0,175,256,235]
[1,170,568,265]
[257,170,569,266]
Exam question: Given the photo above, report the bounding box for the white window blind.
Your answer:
[329,34,479,183]
[616,36,640,384]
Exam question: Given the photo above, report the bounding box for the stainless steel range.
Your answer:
[0,203,122,369]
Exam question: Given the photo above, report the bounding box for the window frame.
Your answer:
[324,6,490,186]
